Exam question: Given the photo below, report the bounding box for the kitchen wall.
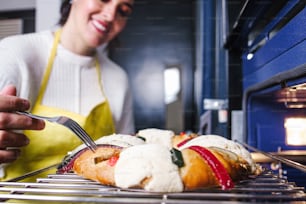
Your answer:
[35,0,61,31]
[110,0,196,133]
[0,0,35,11]
[0,0,61,32]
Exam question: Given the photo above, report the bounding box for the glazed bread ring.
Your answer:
[58,130,260,192]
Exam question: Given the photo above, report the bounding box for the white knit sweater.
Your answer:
[0,30,135,134]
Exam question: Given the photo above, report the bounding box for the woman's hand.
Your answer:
[0,85,45,164]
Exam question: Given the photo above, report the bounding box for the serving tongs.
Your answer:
[16,111,98,152]
[238,141,306,173]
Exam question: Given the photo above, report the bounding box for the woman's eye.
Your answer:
[99,0,133,18]
[117,4,133,18]
[118,10,131,17]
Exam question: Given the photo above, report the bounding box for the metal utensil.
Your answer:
[16,111,97,152]
[6,163,60,182]
[237,141,306,173]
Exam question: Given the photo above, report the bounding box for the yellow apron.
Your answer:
[2,29,115,181]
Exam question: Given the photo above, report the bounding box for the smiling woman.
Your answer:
[60,0,134,55]
[0,0,135,181]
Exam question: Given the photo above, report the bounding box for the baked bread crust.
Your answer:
[73,146,121,185]
[179,147,251,190]
[180,148,218,189]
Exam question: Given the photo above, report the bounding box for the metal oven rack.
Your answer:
[0,170,305,203]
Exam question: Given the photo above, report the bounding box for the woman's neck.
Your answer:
[59,26,96,56]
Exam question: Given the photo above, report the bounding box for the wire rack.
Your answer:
[0,170,305,203]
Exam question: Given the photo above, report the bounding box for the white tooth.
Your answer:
[92,20,106,32]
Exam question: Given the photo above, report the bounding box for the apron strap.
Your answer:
[36,29,62,104]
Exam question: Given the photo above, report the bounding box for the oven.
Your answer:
[0,1,305,203]
[226,0,306,189]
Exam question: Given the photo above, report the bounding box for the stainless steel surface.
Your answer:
[252,150,306,163]
[203,98,228,110]
[5,163,60,182]
[239,141,306,173]
[0,172,305,203]
[16,111,97,152]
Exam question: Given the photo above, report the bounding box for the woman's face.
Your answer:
[68,0,134,48]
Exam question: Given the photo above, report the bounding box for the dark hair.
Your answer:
[58,0,72,25]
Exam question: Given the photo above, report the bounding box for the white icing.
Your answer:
[94,134,145,147]
[137,128,175,149]
[178,135,256,171]
[69,134,145,155]
[114,144,183,192]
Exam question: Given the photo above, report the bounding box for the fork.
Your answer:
[16,111,97,152]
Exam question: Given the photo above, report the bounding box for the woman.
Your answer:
[0,0,135,181]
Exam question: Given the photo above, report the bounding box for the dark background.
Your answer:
[110,0,196,133]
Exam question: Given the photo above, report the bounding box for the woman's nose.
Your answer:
[101,4,117,22]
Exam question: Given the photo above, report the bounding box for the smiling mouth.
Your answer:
[92,20,108,33]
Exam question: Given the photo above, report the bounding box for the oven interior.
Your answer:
[246,80,306,188]
[247,82,306,153]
